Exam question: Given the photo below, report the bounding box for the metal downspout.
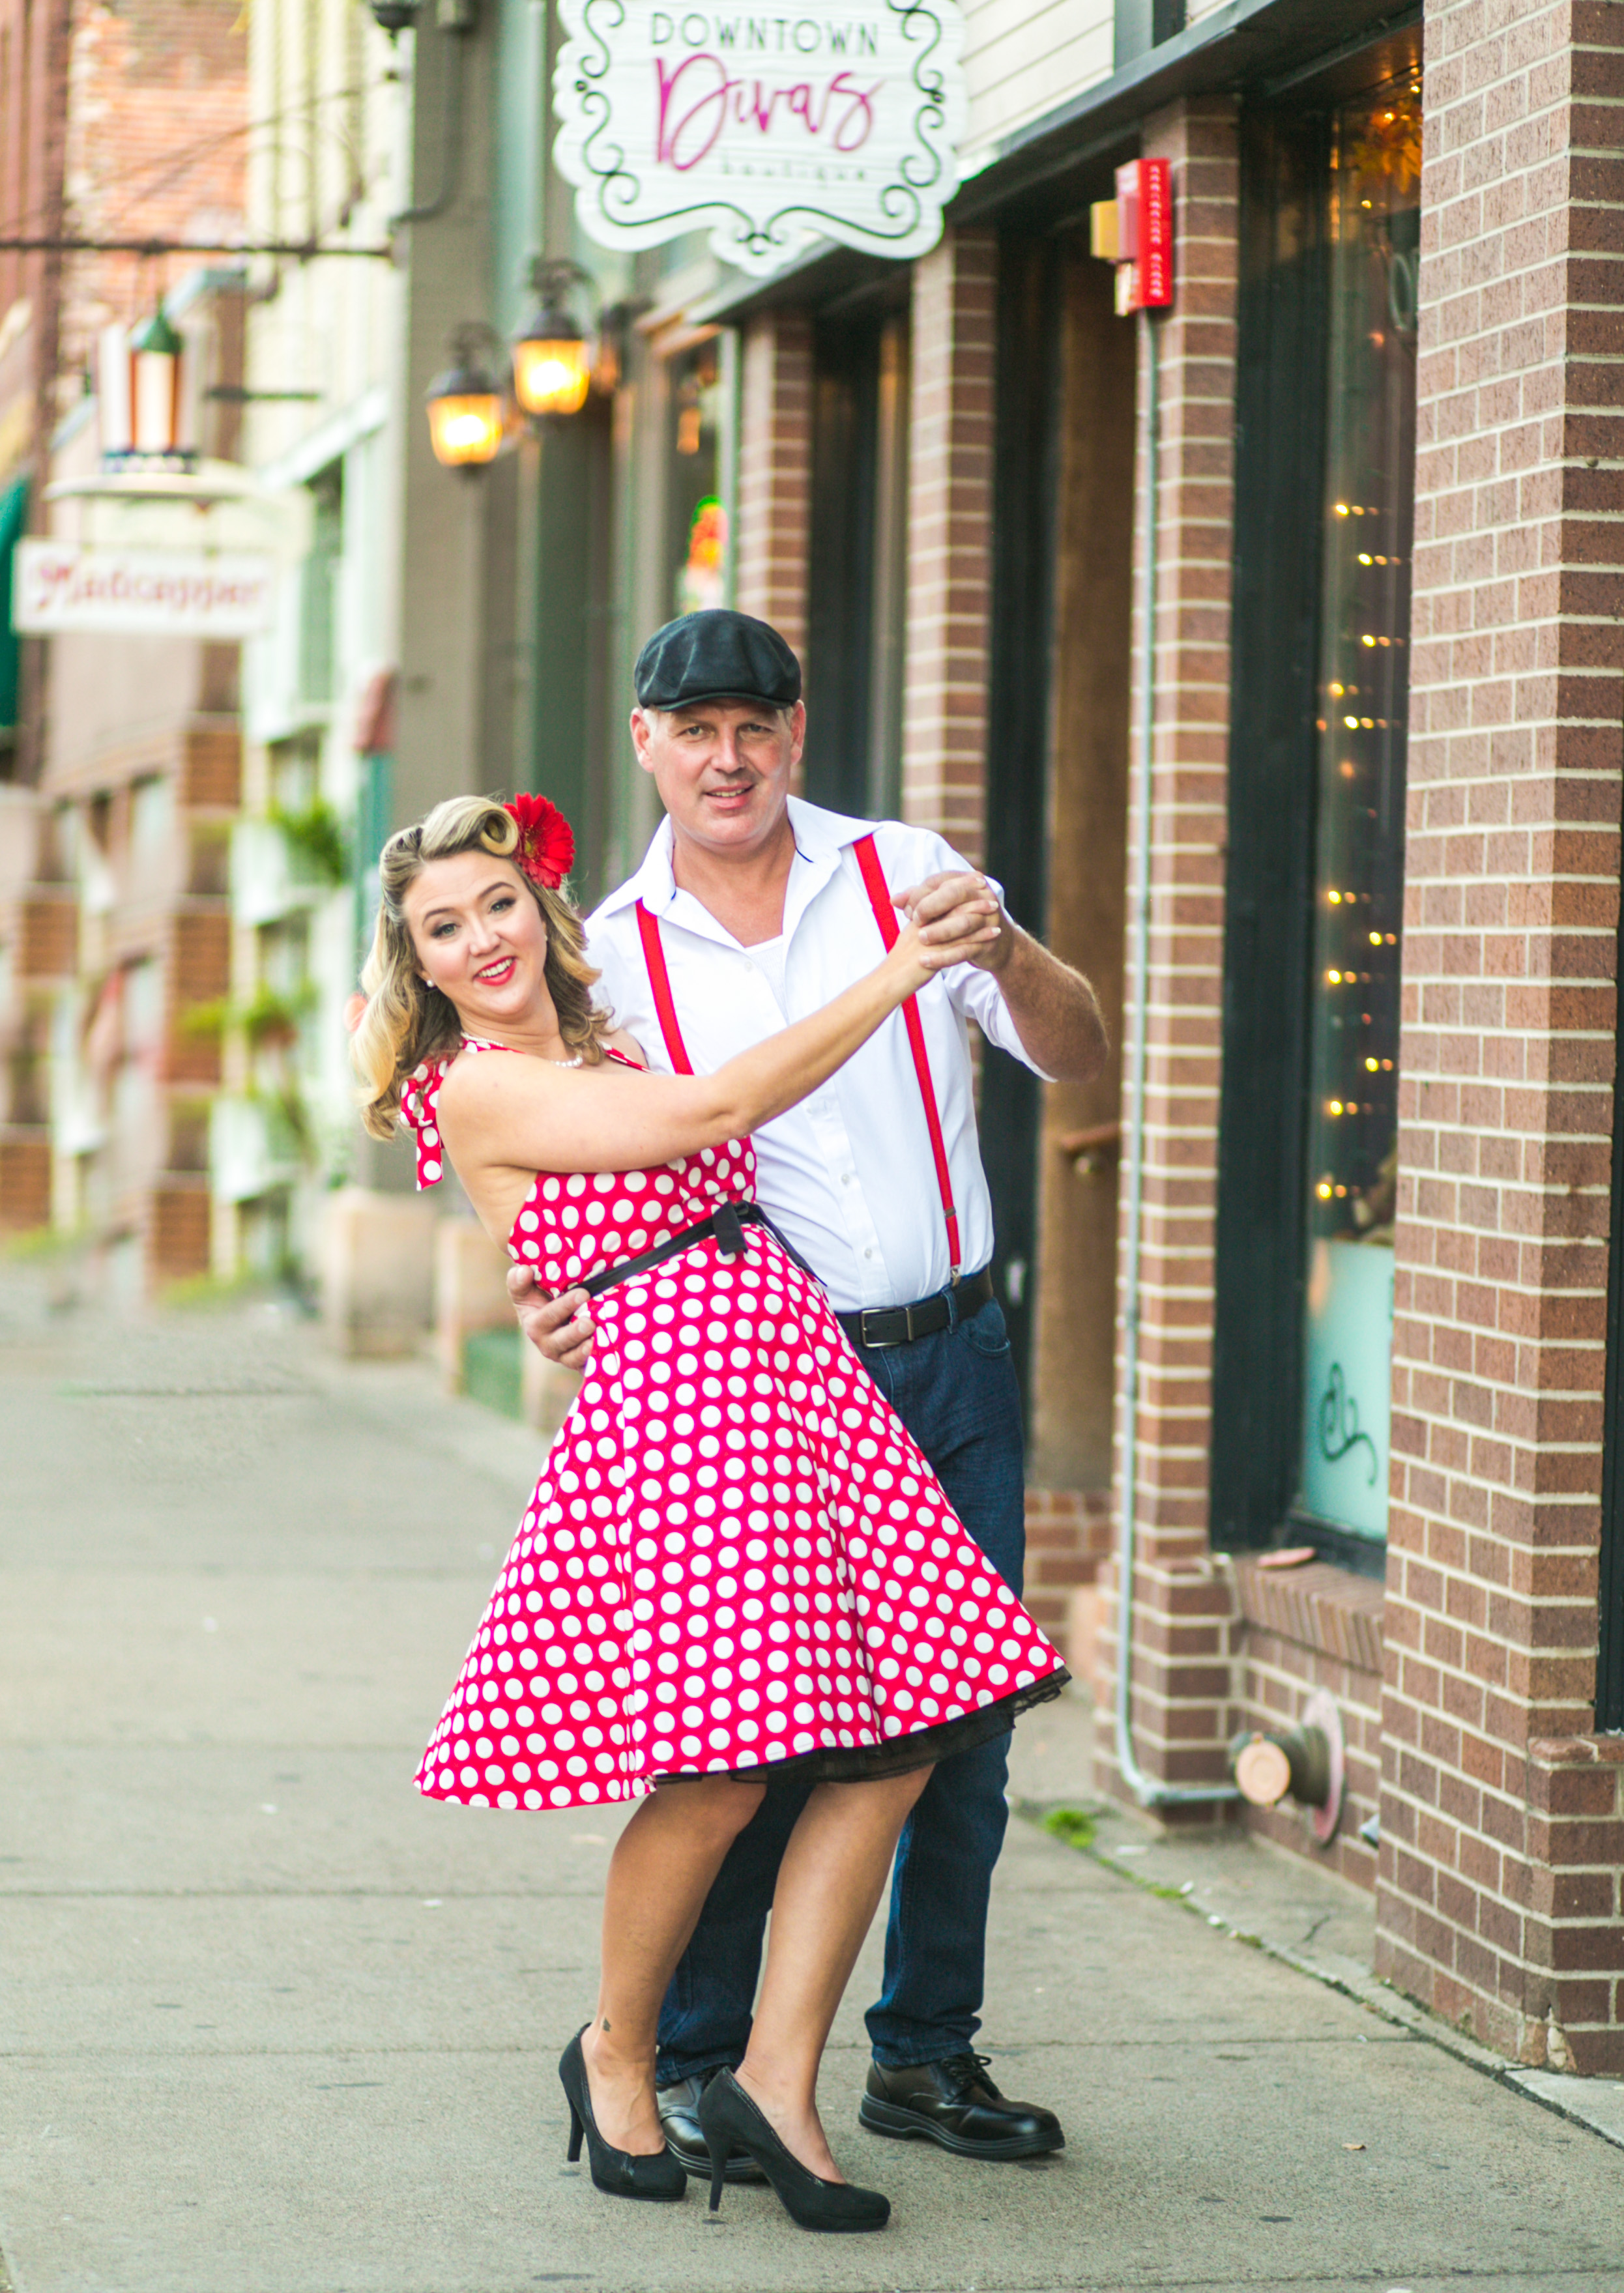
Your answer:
[389,15,469,229]
[1113,306,1239,1811]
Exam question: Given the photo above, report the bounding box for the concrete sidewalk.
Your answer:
[1,1265,1621,2293]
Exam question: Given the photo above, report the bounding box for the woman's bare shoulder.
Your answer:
[435,1043,532,1116]
[605,1027,648,1068]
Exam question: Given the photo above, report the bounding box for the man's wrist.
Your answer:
[974,912,1019,975]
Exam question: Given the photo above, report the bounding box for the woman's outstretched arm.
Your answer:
[436,916,994,1181]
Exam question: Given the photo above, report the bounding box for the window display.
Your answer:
[667,338,727,616]
[1296,80,1420,1541]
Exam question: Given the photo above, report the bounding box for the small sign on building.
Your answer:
[11,541,276,638]
[1090,157,1174,313]
[553,0,966,276]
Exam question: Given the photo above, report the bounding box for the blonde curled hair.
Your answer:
[351,794,613,1140]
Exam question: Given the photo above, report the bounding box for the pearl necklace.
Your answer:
[462,1032,584,1069]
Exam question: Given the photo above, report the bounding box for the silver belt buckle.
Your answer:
[861,1300,922,1350]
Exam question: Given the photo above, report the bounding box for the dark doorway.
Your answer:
[803,301,909,820]
[1024,236,1136,1489]
[981,234,1064,1416]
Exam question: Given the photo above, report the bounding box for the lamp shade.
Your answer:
[512,305,591,417]
[129,308,184,455]
[425,345,504,468]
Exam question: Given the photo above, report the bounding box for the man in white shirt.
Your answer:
[512,609,1106,2174]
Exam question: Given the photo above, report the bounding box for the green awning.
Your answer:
[0,475,27,733]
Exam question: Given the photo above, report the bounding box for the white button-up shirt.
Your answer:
[585,798,1048,1315]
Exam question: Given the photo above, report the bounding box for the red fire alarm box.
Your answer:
[1092,157,1173,313]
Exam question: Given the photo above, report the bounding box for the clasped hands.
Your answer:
[509,871,1008,1372]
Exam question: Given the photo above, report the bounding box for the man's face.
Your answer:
[630,697,805,859]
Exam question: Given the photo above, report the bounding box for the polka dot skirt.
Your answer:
[401,1042,1067,1813]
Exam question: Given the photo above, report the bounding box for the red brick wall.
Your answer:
[57,0,248,388]
[0,1131,51,1230]
[149,1180,210,1281]
[1374,0,1624,2075]
[1093,96,1243,1811]
[181,728,242,813]
[0,0,247,470]
[15,891,76,977]
[1234,1559,1384,1890]
[1526,1737,1624,2068]
[734,311,812,671]
[901,228,996,861]
[1024,1487,1114,1634]
[166,910,229,1086]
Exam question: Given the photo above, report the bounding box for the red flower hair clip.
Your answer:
[504,792,575,889]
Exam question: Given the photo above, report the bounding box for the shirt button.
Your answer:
[841,1172,853,1186]
[865,1248,875,1260]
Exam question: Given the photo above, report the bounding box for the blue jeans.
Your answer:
[655,1286,1026,2079]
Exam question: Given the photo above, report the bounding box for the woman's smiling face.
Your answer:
[403,850,549,1031]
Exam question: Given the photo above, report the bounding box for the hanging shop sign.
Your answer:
[553,0,966,277]
[11,541,276,638]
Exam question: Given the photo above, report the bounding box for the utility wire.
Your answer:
[0,76,395,244]
[0,235,392,257]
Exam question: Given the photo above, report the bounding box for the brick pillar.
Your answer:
[901,227,996,860]
[734,311,812,667]
[1374,0,1624,2074]
[1094,97,1243,1810]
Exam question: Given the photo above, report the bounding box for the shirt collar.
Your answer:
[592,798,879,944]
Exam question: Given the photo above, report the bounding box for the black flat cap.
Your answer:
[634,609,802,712]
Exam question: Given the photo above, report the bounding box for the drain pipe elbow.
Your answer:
[389,16,469,231]
[1113,302,1238,1815]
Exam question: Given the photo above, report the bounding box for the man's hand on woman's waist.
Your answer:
[509,1262,594,1370]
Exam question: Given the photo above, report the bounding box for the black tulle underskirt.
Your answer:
[652,1670,1069,1792]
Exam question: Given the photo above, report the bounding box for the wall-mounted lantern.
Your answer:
[511,259,593,419]
[96,311,197,470]
[425,327,505,469]
[129,311,185,453]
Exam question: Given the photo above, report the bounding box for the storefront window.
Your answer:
[667,338,727,616]
[1296,82,1420,1542]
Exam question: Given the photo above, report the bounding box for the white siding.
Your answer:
[959,0,1115,168]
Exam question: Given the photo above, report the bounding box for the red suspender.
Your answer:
[634,843,963,1279]
[635,900,694,1074]
[851,833,962,1279]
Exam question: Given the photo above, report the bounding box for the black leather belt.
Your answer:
[581,1201,774,1299]
[837,1265,994,1351]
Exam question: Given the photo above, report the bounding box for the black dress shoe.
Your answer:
[656,2070,768,2184]
[858,2052,1065,2161]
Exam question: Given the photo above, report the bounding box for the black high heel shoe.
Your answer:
[558,2027,687,2202]
[697,2068,890,2233]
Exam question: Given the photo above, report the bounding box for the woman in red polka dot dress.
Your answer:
[352,793,1067,2233]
